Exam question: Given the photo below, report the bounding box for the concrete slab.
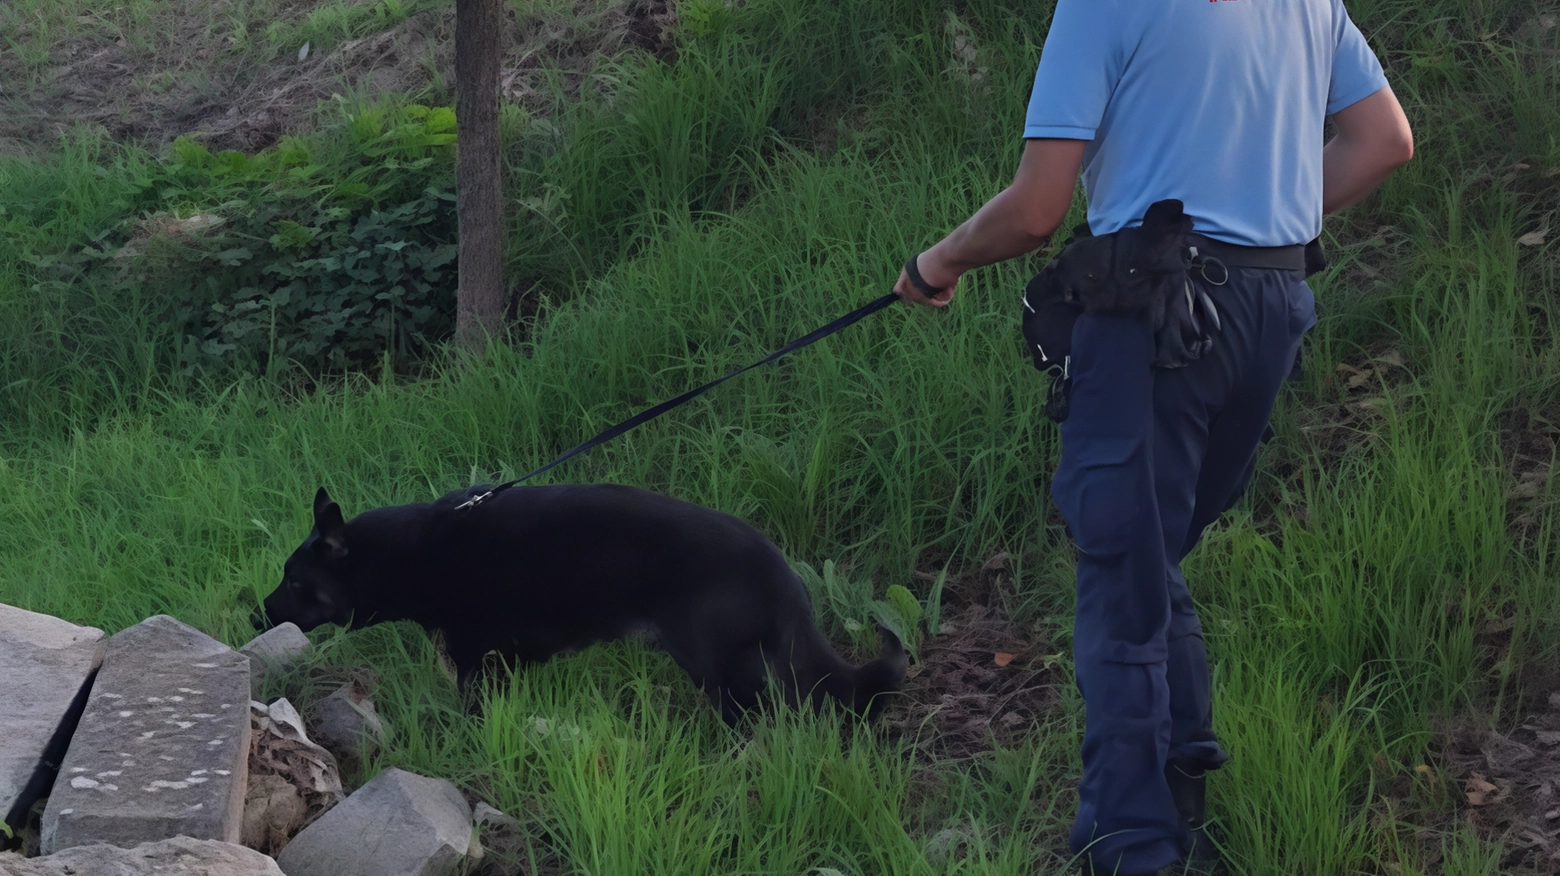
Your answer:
[274,768,473,876]
[0,835,283,875]
[39,615,252,854]
[0,604,106,829]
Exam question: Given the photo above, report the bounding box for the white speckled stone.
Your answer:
[39,616,251,854]
[0,604,105,827]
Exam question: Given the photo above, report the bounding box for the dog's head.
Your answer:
[1052,199,1193,313]
[256,487,358,633]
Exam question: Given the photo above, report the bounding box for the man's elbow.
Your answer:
[1387,127,1414,168]
[1020,201,1070,245]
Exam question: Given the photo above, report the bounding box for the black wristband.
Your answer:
[904,255,942,298]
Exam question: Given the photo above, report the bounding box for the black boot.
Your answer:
[1164,760,1219,871]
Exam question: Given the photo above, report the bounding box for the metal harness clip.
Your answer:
[455,491,494,511]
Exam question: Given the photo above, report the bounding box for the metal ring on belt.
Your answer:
[1184,234,1307,272]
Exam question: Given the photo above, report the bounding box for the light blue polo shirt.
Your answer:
[1024,0,1389,247]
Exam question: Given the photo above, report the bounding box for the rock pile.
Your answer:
[0,604,500,876]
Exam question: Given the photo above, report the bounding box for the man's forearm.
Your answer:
[1321,137,1403,214]
[895,138,1084,304]
[925,184,1063,276]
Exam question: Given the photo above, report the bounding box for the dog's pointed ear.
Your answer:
[312,488,348,564]
[313,487,334,520]
[1140,199,1193,252]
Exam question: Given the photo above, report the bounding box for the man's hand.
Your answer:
[894,250,961,308]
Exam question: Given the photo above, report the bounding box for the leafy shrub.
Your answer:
[176,184,457,372]
[37,103,463,378]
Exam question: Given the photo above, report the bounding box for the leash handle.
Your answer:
[459,292,905,509]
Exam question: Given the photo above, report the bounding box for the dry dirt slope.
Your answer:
[0,0,675,155]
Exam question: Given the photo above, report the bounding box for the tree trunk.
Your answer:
[454,0,506,352]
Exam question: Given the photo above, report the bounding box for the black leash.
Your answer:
[456,290,907,511]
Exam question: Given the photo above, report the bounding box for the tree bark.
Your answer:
[454,0,506,352]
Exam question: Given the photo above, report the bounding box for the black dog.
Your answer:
[257,485,907,725]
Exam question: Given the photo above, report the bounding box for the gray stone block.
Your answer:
[239,625,311,690]
[39,615,253,854]
[0,835,283,875]
[308,678,384,759]
[0,604,106,827]
[275,768,474,876]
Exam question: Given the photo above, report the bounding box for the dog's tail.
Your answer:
[796,623,908,721]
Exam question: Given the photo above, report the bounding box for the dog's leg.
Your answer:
[652,627,722,718]
[707,644,771,727]
[656,621,763,727]
[447,640,495,715]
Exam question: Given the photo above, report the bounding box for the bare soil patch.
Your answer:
[882,554,1066,760]
[1,0,679,156]
[1,13,443,154]
[1500,408,1557,547]
[1439,690,1560,872]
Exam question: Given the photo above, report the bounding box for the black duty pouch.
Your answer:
[1020,220,1092,424]
[1020,261,1082,423]
[1017,200,1219,424]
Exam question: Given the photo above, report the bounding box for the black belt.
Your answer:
[1185,233,1309,272]
[1068,219,1326,277]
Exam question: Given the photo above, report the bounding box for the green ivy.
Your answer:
[34,102,463,378]
[176,185,457,372]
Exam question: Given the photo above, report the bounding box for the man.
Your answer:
[893,1,1412,873]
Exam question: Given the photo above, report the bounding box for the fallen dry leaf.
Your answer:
[1509,472,1547,500]
[1536,731,1560,747]
[993,652,1015,667]
[1518,228,1548,247]
[981,551,1010,573]
[1374,349,1406,369]
[1347,368,1374,389]
[245,699,344,856]
[1467,774,1500,805]
[1415,764,1439,784]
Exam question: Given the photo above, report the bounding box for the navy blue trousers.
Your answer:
[1053,267,1316,873]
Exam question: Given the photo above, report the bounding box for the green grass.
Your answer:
[3,0,1559,873]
